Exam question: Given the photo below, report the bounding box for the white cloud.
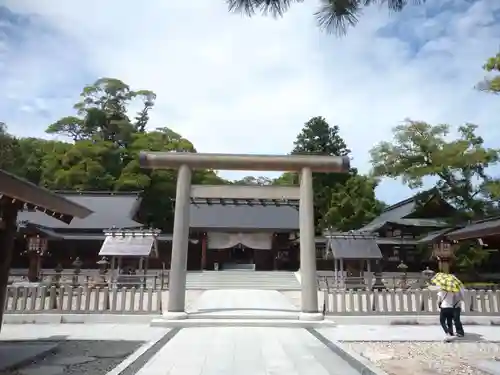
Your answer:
[2,0,500,204]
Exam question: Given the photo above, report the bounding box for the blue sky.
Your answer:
[1,0,500,205]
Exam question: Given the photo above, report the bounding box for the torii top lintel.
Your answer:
[139,152,350,173]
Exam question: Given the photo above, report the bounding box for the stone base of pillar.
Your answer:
[162,311,188,320]
[299,312,324,321]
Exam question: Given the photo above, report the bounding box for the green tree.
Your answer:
[272,172,297,185]
[476,52,500,208]
[291,116,353,230]
[41,140,119,191]
[0,123,21,173]
[45,116,86,141]
[292,116,351,158]
[46,78,156,145]
[323,174,385,231]
[116,128,194,229]
[370,120,500,217]
[227,0,423,35]
[0,125,65,185]
[233,176,273,185]
[453,241,491,279]
[477,52,500,94]
[13,76,232,231]
[273,116,382,231]
[18,138,73,185]
[117,127,227,229]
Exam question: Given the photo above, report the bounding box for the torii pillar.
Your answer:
[139,152,350,320]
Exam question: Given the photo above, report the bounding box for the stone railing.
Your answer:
[4,286,162,314]
[322,289,500,316]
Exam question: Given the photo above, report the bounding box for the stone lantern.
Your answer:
[71,257,83,286]
[52,263,64,287]
[397,261,408,289]
[422,266,435,280]
[96,257,109,285]
[49,263,64,309]
[433,240,454,273]
[421,266,435,288]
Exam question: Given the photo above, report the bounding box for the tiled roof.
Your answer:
[0,170,92,224]
[18,191,142,230]
[99,235,156,257]
[189,201,299,231]
[326,234,383,259]
[417,228,455,244]
[446,216,500,240]
[357,189,449,233]
[357,200,416,232]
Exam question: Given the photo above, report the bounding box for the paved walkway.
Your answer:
[0,290,370,375]
[0,324,168,342]
[16,290,500,374]
[136,290,360,374]
[136,327,360,375]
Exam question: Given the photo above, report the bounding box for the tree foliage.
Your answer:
[2,78,225,231]
[233,176,273,185]
[476,52,500,207]
[323,174,385,231]
[453,241,491,278]
[370,120,500,217]
[4,78,382,233]
[226,0,425,35]
[477,52,500,94]
[0,122,21,173]
[274,116,384,231]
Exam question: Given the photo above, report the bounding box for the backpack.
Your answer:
[438,291,462,309]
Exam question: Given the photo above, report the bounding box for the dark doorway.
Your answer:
[229,244,254,264]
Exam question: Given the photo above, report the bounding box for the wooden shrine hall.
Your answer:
[188,185,301,271]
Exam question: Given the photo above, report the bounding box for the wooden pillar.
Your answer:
[339,258,344,288]
[109,256,116,288]
[334,258,338,288]
[0,203,19,332]
[272,234,277,271]
[201,233,207,270]
[117,257,123,276]
[366,259,371,289]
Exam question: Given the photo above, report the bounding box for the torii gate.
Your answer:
[139,152,349,320]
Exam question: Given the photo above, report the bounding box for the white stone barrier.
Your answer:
[4,286,162,314]
[323,289,500,316]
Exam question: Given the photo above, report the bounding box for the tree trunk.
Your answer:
[0,203,18,332]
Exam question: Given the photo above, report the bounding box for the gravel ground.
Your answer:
[344,341,500,375]
[0,340,142,375]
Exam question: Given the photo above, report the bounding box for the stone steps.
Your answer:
[150,318,334,328]
[185,271,301,290]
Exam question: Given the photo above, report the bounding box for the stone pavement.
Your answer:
[21,289,500,374]
[135,327,362,375]
[0,324,167,342]
[1,290,384,375]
